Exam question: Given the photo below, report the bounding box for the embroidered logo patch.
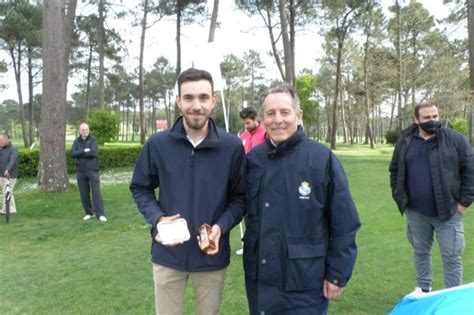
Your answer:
[298,181,311,199]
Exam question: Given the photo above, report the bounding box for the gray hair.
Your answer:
[260,84,301,113]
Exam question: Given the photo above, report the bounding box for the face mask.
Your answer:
[418,120,441,135]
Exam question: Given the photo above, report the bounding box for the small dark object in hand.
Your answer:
[198,223,216,253]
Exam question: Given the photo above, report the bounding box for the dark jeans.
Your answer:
[76,170,105,217]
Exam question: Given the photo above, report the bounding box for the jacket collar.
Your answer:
[267,126,305,158]
[401,122,442,143]
[250,123,265,135]
[169,116,221,149]
[401,123,419,137]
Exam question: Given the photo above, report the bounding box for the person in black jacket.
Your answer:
[0,133,19,215]
[130,68,246,315]
[243,85,360,315]
[70,123,107,222]
[389,100,474,294]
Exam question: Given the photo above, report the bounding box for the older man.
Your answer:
[243,85,360,314]
[0,133,19,215]
[70,123,107,222]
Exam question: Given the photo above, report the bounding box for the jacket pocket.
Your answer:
[285,243,326,291]
[243,235,259,280]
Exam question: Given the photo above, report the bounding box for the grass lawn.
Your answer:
[1,144,473,314]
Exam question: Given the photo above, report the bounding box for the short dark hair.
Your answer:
[261,84,300,113]
[239,107,258,120]
[177,68,214,96]
[414,100,437,119]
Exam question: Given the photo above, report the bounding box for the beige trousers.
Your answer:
[1,177,17,214]
[152,263,226,315]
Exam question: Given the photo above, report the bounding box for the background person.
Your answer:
[243,85,360,314]
[0,133,19,215]
[239,107,266,154]
[70,123,107,222]
[130,68,246,315]
[389,100,474,293]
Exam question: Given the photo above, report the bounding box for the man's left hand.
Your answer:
[205,224,222,255]
[458,204,466,215]
[3,170,9,177]
[323,280,343,300]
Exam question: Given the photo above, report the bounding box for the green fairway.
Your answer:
[1,144,472,314]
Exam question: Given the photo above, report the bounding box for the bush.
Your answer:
[451,118,468,135]
[385,130,400,145]
[18,145,143,178]
[88,109,121,145]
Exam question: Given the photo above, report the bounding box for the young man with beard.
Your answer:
[239,107,266,154]
[130,68,246,314]
[390,100,474,294]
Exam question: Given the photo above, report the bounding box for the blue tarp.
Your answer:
[389,283,474,315]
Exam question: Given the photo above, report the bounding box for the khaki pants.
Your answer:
[152,263,226,315]
[1,177,17,214]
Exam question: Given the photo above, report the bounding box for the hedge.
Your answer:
[18,145,143,178]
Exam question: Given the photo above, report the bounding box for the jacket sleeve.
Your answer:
[70,138,83,158]
[215,145,247,234]
[130,140,165,228]
[457,136,474,207]
[84,137,99,159]
[389,136,402,197]
[6,146,19,173]
[324,152,361,288]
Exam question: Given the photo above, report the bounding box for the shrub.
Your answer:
[18,145,143,178]
[385,130,400,145]
[88,109,121,145]
[451,118,468,135]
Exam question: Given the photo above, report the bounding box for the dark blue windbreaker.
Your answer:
[243,127,360,314]
[130,117,246,272]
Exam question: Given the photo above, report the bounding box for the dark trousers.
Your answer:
[245,275,328,315]
[76,170,104,217]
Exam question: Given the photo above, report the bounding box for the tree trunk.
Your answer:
[278,0,294,86]
[208,0,219,42]
[363,14,374,148]
[469,0,474,145]
[330,42,343,150]
[174,0,182,122]
[85,41,93,119]
[289,0,296,85]
[138,0,148,145]
[28,45,34,146]
[389,92,396,131]
[340,83,347,144]
[261,7,285,81]
[396,0,403,131]
[98,0,105,109]
[39,0,77,192]
[10,45,29,148]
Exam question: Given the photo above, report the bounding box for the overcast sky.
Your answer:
[0,0,462,103]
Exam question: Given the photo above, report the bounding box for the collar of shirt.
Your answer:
[187,135,205,148]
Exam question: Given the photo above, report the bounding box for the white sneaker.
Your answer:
[83,215,93,221]
[235,248,243,255]
[408,287,431,297]
[99,216,107,223]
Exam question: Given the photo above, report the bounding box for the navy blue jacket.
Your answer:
[130,117,246,272]
[0,142,19,178]
[70,135,100,172]
[243,128,360,313]
[389,123,474,221]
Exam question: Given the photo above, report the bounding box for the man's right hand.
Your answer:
[155,214,182,246]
